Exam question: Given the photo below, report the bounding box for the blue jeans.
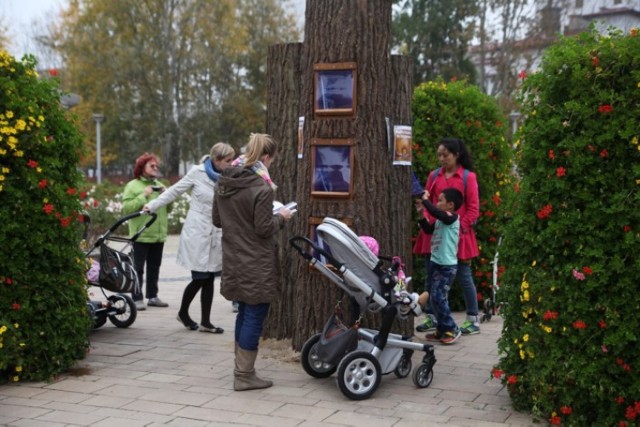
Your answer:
[428,262,458,334]
[235,302,270,351]
[423,257,479,317]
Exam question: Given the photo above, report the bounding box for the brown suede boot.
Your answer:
[234,348,273,391]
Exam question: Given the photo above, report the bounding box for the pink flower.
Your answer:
[572,269,586,281]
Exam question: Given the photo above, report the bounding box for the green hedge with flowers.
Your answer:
[411,79,513,309]
[0,51,90,383]
[494,27,640,426]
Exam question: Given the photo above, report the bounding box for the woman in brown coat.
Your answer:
[212,133,293,391]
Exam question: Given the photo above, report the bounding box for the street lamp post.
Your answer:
[92,114,105,184]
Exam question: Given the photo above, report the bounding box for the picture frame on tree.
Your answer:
[314,62,357,117]
[310,138,355,198]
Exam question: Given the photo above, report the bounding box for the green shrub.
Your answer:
[0,51,91,382]
[495,27,640,426]
[411,79,514,309]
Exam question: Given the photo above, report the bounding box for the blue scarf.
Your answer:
[204,157,221,183]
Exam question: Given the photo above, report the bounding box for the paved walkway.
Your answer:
[0,235,542,426]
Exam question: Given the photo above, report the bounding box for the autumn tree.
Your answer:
[42,0,299,176]
[392,0,480,84]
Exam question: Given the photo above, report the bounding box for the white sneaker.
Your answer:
[135,300,146,311]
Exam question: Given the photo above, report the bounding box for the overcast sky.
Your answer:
[1,0,306,58]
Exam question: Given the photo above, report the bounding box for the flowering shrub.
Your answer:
[79,182,188,245]
[495,27,640,425]
[0,51,90,382]
[411,79,514,308]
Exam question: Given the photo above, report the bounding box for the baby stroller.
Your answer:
[84,211,156,329]
[290,217,437,400]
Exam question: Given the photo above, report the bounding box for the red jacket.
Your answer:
[413,166,480,260]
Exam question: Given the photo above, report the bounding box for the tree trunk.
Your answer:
[265,0,413,350]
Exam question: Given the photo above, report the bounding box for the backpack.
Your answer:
[426,167,470,196]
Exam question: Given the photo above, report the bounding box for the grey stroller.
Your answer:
[290,217,436,400]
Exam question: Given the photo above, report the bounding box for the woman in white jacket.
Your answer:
[145,142,235,332]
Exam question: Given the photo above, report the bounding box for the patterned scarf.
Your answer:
[232,154,277,191]
[203,157,220,183]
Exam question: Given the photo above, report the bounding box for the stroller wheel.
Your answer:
[412,363,434,388]
[301,334,337,378]
[336,351,381,400]
[107,294,137,328]
[87,302,107,329]
[393,352,413,378]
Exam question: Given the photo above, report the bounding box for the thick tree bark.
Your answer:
[265,0,413,350]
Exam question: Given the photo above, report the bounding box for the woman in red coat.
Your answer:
[413,138,481,335]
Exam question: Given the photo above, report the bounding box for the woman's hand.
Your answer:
[414,199,424,214]
[144,185,154,197]
[279,207,293,222]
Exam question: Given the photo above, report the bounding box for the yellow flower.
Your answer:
[15,366,22,372]
[14,323,19,328]
[523,334,529,342]
[15,120,26,131]
[632,136,639,145]
[6,111,14,119]
[527,351,535,359]
[15,150,24,157]
[521,280,529,290]
[2,167,8,173]
[0,175,4,181]
[544,326,552,333]
[12,376,19,382]
[531,260,536,267]
[0,325,7,334]
[519,349,526,359]
[522,290,530,301]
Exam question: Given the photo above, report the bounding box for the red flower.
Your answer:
[592,56,599,67]
[492,367,504,379]
[556,167,566,177]
[549,415,562,425]
[38,179,47,189]
[600,149,608,158]
[616,397,626,404]
[27,159,38,168]
[48,68,59,77]
[6,277,12,285]
[12,302,20,311]
[60,217,72,228]
[93,199,100,208]
[624,225,632,233]
[582,266,593,275]
[66,188,77,195]
[572,320,587,329]
[518,70,527,80]
[537,204,553,219]
[598,320,607,329]
[543,310,559,321]
[598,104,613,114]
[79,191,87,200]
[619,422,628,427]
[43,204,54,215]
[548,149,555,160]
[626,405,637,421]
[507,375,517,385]
[495,120,502,128]
[617,358,625,366]
[623,364,632,372]
[560,406,573,415]
[492,194,501,206]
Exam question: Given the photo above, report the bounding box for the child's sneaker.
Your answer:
[416,314,438,332]
[460,319,480,335]
[440,329,462,345]
[425,331,442,342]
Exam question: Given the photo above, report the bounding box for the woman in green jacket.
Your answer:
[122,152,170,311]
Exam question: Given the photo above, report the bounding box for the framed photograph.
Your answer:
[393,125,412,166]
[310,139,355,198]
[314,62,357,117]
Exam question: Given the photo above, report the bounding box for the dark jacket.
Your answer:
[212,166,284,304]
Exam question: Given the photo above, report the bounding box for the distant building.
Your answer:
[470,0,640,97]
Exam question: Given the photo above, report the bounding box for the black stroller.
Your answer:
[84,211,156,329]
[290,217,437,400]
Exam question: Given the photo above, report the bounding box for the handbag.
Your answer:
[98,244,139,293]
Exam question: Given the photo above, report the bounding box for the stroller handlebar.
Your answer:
[94,211,157,247]
[289,236,344,270]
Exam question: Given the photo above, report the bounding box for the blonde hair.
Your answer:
[243,133,277,168]
[210,142,235,160]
